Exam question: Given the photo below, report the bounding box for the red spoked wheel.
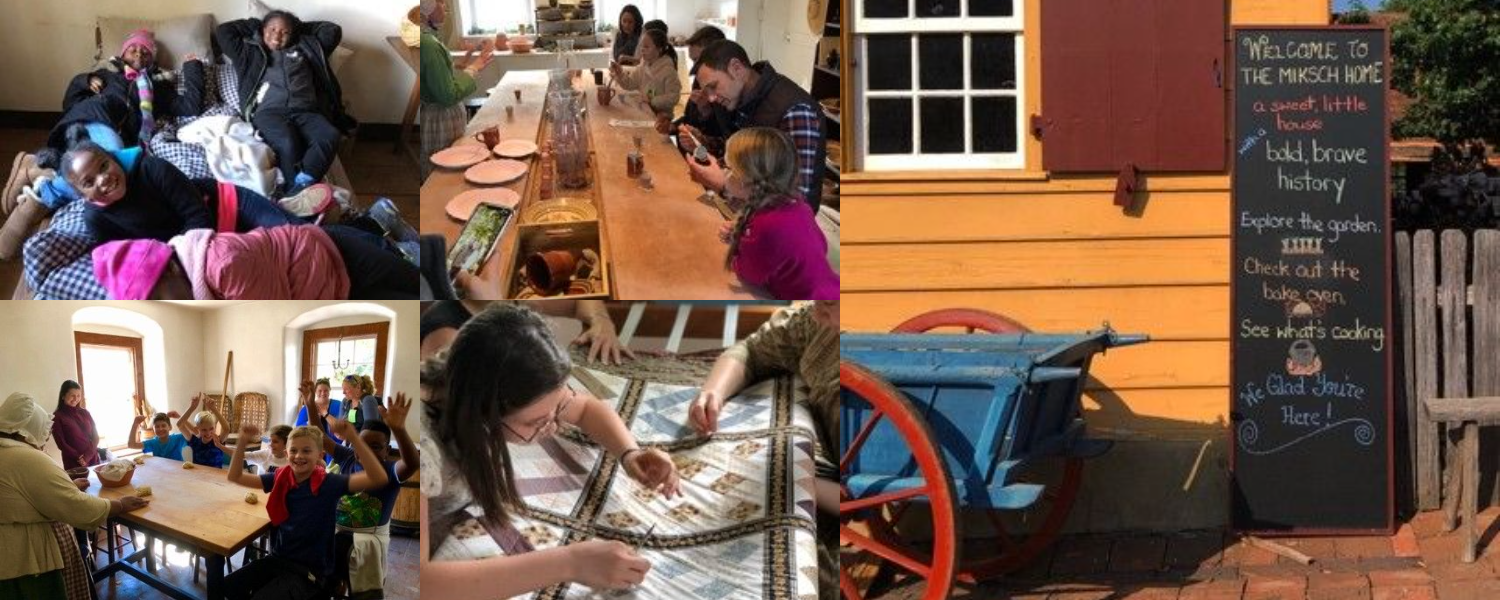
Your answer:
[883,308,1085,582]
[840,361,959,600]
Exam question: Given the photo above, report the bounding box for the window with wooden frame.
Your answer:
[853,0,1025,170]
[301,322,390,398]
[74,332,145,451]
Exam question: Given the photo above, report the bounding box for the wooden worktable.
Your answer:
[419,71,763,299]
[85,454,269,599]
[86,455,269,556]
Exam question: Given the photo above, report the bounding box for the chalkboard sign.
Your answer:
[1230,27,1393,533]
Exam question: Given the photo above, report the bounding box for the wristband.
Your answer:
[619,448,643,463]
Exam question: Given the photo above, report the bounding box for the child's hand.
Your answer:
[567,540,650,589]
[167,411,180,419]
[329,418,356,441]
[89,76,104,94]
[717,222,733,245]
[299,380,315,399]
[132,414,147,427]
[239,423,261,440]
[379,393,411,430]
[622,448,680,499]
[183,53,200,63]
[688,391,722,435]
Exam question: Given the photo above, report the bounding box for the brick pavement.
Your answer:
[852,508,1500,599]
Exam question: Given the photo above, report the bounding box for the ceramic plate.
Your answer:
[446,188,522,221]
[494,139,539,159]
[431,144,491,169]
[464,159,530,186]
[522,197,599,224]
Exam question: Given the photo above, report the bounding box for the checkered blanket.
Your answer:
[146,62,246,180]
[23,199,106,299]
[432,366,822,600]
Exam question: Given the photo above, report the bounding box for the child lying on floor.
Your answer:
[217,11,357,196]
[89,224,418,299]
[225,421,389,598]
[177,395,231,467]
[128,412,189,461]
[0,29,207,258]
[13,124,328,249]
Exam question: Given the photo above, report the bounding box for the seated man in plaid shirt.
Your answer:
[680,40,827,213]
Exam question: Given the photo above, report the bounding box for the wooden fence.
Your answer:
[1395,229,1500,514]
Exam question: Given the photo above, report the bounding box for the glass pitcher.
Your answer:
[549,91,591,189]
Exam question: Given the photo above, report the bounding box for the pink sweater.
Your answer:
[206,226,350,299]
[732,200,839,300]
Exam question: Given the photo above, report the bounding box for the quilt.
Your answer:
[432,364,822,600]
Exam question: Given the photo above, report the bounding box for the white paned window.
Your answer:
[854,0,1025,170]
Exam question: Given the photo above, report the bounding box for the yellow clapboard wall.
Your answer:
[841,0,1331,441]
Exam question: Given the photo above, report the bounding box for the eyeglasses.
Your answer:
[501,389,574,444]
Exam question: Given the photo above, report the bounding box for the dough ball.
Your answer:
[182,462,195,469]
[135,486,152,497]
[133,456,146,465]
[245,493,259,504]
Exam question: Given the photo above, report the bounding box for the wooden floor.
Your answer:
[89,528,419,600]
[0,127,420,299]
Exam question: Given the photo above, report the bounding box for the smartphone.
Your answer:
[447,203,516,276]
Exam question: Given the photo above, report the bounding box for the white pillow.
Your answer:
[97,14,215,69]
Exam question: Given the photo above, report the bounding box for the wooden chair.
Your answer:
[234,392,270,436]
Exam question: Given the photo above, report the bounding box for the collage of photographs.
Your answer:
[4,0,1500,599]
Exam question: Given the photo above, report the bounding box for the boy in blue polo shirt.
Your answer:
[127,412,187,460]
[224,417,388,598]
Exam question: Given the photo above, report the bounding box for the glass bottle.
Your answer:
[627,135,644,178]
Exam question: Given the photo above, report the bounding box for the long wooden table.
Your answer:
[419,71,763,299]
[86,455,270,600]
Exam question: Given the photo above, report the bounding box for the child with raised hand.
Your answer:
[243,424,293,473]
[128,412,188,461]
[305,391,419,599]
[176,394,231,467]
[224,418,389,598]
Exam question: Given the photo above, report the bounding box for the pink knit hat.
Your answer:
[92,239,174,299]
[121,29,157,57]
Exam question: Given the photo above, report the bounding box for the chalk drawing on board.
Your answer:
[1281,237,1324,256]
[1286,340,1322,376]
[1237,417,1375,456]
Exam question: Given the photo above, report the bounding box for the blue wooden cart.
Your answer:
[839,309,1148,600]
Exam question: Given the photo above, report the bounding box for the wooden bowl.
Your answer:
[94,464,135,488]
[66,467,89,480]
[508,38,535,54]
